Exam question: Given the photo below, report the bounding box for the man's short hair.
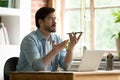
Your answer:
[35,7,55,28]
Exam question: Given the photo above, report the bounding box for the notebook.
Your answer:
[71,50,104,72]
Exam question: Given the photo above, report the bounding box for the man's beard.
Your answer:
[44,25,56,32]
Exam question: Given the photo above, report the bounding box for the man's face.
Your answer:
[42,13,56,32]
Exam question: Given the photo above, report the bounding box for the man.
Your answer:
[16,7,82,71]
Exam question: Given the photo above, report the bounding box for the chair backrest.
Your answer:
[4,57,18,80]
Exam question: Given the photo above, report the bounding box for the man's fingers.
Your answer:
[77,32,83,40]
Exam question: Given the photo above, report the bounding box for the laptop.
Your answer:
[71,50,104,72]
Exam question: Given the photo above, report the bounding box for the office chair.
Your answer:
[4,57,18,80]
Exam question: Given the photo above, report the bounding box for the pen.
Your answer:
[67,32,83,34]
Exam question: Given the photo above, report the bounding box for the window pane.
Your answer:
[65,0,81,8]
[95,8,120,49]
[86,0,90,8]
[64,10,81,34]
[95,0,120,6]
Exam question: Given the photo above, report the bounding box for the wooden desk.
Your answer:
[10,70,120,80]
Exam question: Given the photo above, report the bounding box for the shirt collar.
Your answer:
[35,29,55,42]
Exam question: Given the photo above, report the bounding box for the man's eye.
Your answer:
[48,17,56,21]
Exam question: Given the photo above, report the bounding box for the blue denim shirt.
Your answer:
[16,29,71,71]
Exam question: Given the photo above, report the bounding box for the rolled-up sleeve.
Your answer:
[32,58,48,71]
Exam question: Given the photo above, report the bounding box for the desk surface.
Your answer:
[10,70,120,75]
[10,70,120,80]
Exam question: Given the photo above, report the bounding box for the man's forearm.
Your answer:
[42,50,58,65]
[64,48,74,62]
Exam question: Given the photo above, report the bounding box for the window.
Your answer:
[54,0,120,55]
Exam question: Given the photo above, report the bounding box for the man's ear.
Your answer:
[38,19,43,25]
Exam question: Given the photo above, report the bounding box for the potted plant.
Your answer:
[111,10,120,59]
